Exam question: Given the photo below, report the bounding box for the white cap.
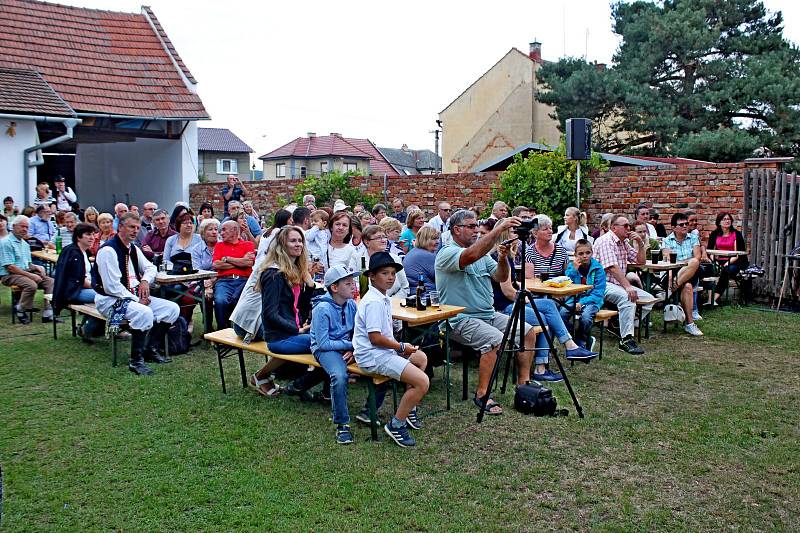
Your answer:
[333,199,350,213]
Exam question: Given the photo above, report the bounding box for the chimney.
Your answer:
[329,132,341,137]
[307,132,316,138]
[401,143,410,152]
[529,40,542,63]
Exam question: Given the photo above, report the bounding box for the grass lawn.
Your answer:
[1,287,799,531]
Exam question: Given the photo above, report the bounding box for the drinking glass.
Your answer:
[429,290,440,309]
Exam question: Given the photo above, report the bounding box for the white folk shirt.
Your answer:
[95,242,156,303]
[55,187,77,211]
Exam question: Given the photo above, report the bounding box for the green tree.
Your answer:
[537,0,800,161]
[292,170,378,209]
[493,141,608,222]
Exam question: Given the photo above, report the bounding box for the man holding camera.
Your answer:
[593,214,653,355]
[435,209,537,416]
[221,174,248,218]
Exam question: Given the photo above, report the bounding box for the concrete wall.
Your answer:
[0,119,38,207]
[261,156,370,180]
[199,149,250,182]
[439,49,560,173]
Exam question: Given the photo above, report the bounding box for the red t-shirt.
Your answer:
[212,239,255,277]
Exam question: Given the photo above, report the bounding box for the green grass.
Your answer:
[1,288,799,531]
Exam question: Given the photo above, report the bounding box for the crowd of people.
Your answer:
[1,175,751,448]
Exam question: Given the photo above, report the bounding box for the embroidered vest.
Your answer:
[91,235,143,296]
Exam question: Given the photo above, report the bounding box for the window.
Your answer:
[300,166,307,178]
[276,163,286,178]
[216,159,238,174]
[343,162,358,173]
[320,160,329,174]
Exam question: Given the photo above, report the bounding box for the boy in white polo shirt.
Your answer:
[353,252,429,448]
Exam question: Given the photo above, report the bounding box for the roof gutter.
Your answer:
[0,113,82,205]
[75,112,209,121]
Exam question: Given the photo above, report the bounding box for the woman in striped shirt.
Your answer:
[524,214,569,280]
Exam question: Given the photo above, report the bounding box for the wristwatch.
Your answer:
[222,256,228,263]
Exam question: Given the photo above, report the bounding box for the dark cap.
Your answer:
[365,251,403,275]
[54,175,66,182]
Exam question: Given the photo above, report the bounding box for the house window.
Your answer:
[216,159,238,174]
[276,163,286,177]
[320,161,329,174]
[343,162,358,173]
[300,166,307,178]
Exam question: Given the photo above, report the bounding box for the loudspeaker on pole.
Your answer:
[566,118,592,160]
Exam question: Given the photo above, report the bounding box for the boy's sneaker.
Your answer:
[692,310,703,321]
[335,424,354,445]
[283,382,314,402]
[565,346,598,362]
[532,369,563,382]
[384,422,416,448]
[355,409,381,426]
[684,323,704,336]
[618,335,645,355]
[406,408,422,430]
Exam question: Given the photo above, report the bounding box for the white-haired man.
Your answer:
[112,202,128,231]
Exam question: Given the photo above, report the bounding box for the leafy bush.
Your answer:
[292,170,379,209]
[493,140,608,222]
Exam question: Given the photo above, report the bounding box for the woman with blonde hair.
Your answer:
[404,225,440,296]
[399,209,426,253]
[554,206,592,252]
[249,226,319,396]
[378,216,405,256]
[90,212,115,256]
[83,206,99,226]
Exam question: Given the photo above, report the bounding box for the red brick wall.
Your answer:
[189,162,778,240]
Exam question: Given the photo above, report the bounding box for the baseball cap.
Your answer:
[324,264,356,288]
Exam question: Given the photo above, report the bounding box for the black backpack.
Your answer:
[514,382,558,416]
[167,317,192,355]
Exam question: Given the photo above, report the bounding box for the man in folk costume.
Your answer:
[92,212,180,375]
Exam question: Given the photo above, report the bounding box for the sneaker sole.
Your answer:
[618,345,644,355]
[383,425,414,447]
[406,419,421,430]
[566,355,598,361]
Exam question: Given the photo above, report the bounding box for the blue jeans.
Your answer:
[75,288,96,303]
[75,288,101,336]
[214,277,246,329]
[267,333,311,354]
[560,304,599,346]
[315,350,351,425]
[503,298,572,365]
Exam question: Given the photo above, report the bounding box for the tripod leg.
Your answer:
[525,292,584,418]
[476,304,520,424]
[500,297,522,394]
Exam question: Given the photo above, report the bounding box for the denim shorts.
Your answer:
[361,353,410,380]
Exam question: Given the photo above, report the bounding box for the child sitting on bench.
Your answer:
[353,252,429,448]
[562,239,606,351]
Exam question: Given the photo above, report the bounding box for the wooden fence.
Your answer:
[743,169,800,298]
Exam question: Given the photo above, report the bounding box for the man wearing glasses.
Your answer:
[435,209,538,416]
[425,202,452,249]
[593,214,653,354]
[661,213,703,336]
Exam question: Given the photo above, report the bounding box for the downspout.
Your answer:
[0,114,82,206]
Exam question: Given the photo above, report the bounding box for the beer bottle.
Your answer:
[416,273,426,311]
[55,227,62,254]
[359,255,370,297]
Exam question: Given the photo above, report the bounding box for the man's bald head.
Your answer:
[114,203,129,217]
[220,220,241,243]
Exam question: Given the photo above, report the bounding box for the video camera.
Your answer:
[513,217,539,236]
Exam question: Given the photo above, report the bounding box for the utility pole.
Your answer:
[433,119,443,174]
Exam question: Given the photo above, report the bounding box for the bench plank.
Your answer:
[204,328,389,385]
[594,309,618,322]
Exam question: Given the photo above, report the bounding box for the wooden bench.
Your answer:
[204,328,392,441]
[593,309,618,359]
[634,297,664,342]
[51,300,130,367]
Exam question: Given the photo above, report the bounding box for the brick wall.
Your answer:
[189,162,780,240]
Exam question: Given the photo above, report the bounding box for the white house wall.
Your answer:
[180,121,199,201]
[0,119,37,207]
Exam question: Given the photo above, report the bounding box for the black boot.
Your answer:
[129,330,154,376]
[144,322,172,364]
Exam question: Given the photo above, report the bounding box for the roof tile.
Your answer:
[0,66,75,116]
[259,134,398,176]
[198,128,253,153]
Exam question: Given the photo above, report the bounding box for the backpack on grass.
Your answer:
[167,317,192,355]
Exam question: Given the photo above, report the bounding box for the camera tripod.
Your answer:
[476,233,584,422]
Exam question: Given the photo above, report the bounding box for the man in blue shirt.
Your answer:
[28,205,57,247]
[435,209,537,416]
[662,212,703,337]
[221,174,247,218]
[0,215,56,324]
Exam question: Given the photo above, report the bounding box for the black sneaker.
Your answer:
[406,408,422,430]
[355,409,381,426]
[284,382,314,402]
[42,315,63,324]
[618,336,645,355]
[15,312,31,325]
[335,424,354,445]
[384,422,416,448]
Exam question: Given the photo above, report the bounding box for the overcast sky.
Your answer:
[60,0,800,168]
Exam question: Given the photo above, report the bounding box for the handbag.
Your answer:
[663,303,685,323]
[514,382,558,416]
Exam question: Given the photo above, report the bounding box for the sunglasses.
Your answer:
[614,223,631,229]
[456,223,479,229]
[675,222,689,227]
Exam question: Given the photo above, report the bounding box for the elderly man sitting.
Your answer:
[93,212,180,375]
[141,209,176,261]
[29,204,57,248]
[212,220,255,329]
[435,209,538,416]
[0,215,57,324]
[112,202,128,231]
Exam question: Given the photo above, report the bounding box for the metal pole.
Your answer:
[576,160,582,207]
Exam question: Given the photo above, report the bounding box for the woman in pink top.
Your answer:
[707,212,748,305]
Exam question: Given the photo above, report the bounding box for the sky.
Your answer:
[57,0,800,169]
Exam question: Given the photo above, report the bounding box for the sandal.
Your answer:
[473,394,503,416]
[250,373,281,397]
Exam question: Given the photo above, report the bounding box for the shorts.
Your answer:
[451,312,532,355]
[361,353,410,381]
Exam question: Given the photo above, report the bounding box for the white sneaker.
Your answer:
[692,311,703,321]
[684,323,704,336]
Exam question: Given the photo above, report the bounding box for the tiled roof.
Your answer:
[378,146,441,174]
[198,128,253,153]
[0,66,75,116]
[259,134,399,175]
[0,0,209,119]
